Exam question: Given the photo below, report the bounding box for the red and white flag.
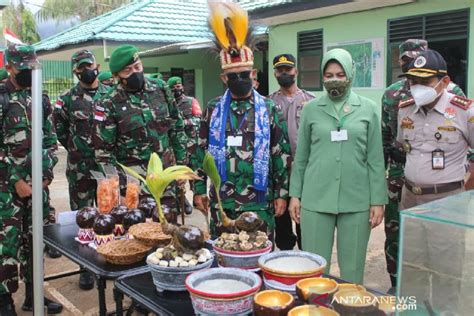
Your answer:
[4,28,24,45]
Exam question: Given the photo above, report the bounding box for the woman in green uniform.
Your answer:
[288,48,387,284]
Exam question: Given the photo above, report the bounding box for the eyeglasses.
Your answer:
[226,71,251,80]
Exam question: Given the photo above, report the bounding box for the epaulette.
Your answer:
[398,98,415,108]
[450,95,472,110]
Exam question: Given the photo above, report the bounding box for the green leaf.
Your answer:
[203,152,221,190]
[147,153,163,178]
[118,163,146,183]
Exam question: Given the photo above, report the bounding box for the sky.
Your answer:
[21,0,79,40]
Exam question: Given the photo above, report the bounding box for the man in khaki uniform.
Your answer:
[397,49,474,209]
[268,53,314,250]
[397,49,474,313]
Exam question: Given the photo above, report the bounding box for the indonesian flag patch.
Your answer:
[55,99,64,109]
[94,111,105,121]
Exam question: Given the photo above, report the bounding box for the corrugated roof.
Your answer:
[34,0,276,52]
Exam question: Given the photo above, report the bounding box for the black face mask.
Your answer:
[173,88,184,99]
[15,69,32,88]
[277,73,295,88]
[227,78,253,98]
[121,71,145,91]
[401,62,411,74]
[77,68,99,85]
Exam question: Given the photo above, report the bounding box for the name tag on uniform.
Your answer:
[331,130,348,142]
[432,149,445,169]
[227,135,243,147]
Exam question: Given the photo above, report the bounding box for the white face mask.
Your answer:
[410,80,444,106]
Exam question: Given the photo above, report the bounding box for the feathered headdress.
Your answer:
[208,1,253,70]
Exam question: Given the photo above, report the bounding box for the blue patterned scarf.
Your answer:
[208,89,270,201]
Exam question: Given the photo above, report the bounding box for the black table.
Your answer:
[43,224,149,316]
[115,271,194,316]
[114,271,388,316]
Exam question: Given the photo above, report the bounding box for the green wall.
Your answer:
[268,0,474,101]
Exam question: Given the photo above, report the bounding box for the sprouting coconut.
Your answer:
[120,153,204,254]
[202,152,264,233]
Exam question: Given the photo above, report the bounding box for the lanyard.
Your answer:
[336,116,347,131]
[229,111,249,136]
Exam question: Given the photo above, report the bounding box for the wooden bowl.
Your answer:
[296,277,338,303]
[253,290,295,316]
[288,305,339,316]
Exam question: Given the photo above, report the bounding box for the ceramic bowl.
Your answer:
[146,252,214,292]
[185,267,262,316]
[213,240,272,271]
[259,251,327,293]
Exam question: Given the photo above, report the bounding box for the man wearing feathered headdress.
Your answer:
[190,1,291,237]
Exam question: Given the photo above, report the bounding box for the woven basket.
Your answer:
[128,222,172,247]
[96,239,152,265]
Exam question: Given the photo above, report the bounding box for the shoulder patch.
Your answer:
[450,96,472,110]
[398,98,415,108]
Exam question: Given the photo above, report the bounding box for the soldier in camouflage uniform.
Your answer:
[0,68,8,83]
[382,39,466,290]
[98,71,114,87]
[192,3,291,237]
[0,44,62,315]
[168,76,202,215]
[93,45,187,212]
[53,49,110,290]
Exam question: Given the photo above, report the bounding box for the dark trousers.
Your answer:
[275,210,301,250]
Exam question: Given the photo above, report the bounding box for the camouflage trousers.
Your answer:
[66,158,98,210]
[0,187,49,294]
[385,164,405,287]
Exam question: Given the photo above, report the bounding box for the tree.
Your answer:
[3,1,41,44]
[37,0,134,22]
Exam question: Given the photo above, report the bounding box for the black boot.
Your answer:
[0,293,17,316]
[45,245,62,259]
[22,282,63,314]
[79,271,95,290]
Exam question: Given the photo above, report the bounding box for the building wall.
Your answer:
[268,0,474,101]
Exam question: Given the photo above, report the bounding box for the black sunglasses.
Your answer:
[226,71,251,80]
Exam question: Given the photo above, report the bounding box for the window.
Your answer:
[297,29,323,91]
[387,9,469,93]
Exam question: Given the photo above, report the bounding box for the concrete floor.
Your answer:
[12,147,391,315]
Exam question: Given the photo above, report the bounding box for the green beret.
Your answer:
[167,76,182,88]
[98,71,112,81]
[0,68,9,81]
[109,45,139,73]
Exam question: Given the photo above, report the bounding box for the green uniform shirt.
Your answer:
[2,80,58,185]
[93,78,187,171]
[191,96,291,214]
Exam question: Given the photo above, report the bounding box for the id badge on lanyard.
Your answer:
[331,116,348,142]
[227,112,248,147]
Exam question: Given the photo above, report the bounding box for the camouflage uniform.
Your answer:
[190,96,291,237]
[54,83,110,210]
[93,78,187,208]
[176,95,201,163]
[382,40,466,286]
[0,51,58,295]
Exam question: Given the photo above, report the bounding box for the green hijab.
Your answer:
[321,48,354,111]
